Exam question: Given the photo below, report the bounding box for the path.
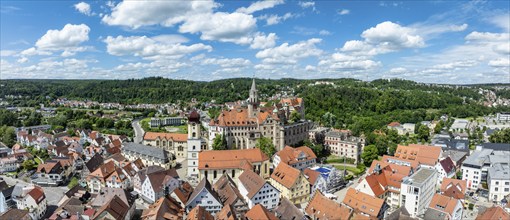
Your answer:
[132,118,144,144]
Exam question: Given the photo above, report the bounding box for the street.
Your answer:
[0,175,68,217]
[132,118,144,144]
[333,175,363,202]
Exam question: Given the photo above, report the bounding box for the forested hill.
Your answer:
[2,77,509,135]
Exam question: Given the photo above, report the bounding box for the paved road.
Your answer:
[132,118,145,144]
[0,175,68,216]
[333,175,363,202]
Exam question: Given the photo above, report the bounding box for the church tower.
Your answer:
[187,110,204,178]
[248,78,259,117]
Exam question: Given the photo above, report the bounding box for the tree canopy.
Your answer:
[256,137,276,158]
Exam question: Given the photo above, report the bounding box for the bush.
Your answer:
[345,174,354,181]
[68,177,79,189]
[468,203,474,210]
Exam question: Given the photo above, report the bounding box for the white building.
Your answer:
[185,178,223,215]
[11,185,47,220]
[272,146,317,171]
[400,168,437,218]
[238,169,280,210]
[140,170,180,203]
[497,112,510,122]
[187,111,207,178]
[462,149,510,191]
[487,163,510,202]
[0,156,18,173]
[426,193,463,220]
[434,157,456,185]
[324,130,365,163]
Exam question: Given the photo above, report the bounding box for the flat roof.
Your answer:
[402,168,436,187]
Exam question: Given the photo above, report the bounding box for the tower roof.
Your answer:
[188,110,200,123]
[251,78,257,92]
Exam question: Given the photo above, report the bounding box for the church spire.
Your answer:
[251,78,257,92]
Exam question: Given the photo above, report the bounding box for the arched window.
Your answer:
[156,140,160,146]
[192,132,196,138]
[178,146,183,152]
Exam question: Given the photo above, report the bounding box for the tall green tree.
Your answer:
[212,134,227,150]
[0,126,16,147]
[361,144,379,166]
[489,128,510,143]
[256,137,276,158]
[289,110,301,123]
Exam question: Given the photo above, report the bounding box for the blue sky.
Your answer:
[0,0,509,84]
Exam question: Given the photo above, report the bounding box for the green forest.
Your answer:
[1,78,509,135]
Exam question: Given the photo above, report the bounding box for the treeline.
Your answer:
[2,78,509,135]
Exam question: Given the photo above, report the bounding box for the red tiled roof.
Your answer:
[429,193,461,216]
[199,148,269,170]
[28,186,46,205]
[441,178,467,200]
[245,204,278,220]
[304,168,321,185]
[271,162,301,189]
[275,146,317,166]
[342,188,384,218]
[143,132,188,142]
[305,191,352,220]
[393,144,441,166]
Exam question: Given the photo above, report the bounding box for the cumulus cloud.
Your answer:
[236,0,284,14]
[74,2,91,16]
[256,38,322,64]
[319,30,331,36]
[0,50,17,57]
[488,58,510,67]
[17,57,28,63]
[250,33,278,49]
[179,12,257,44]
[465,31,510,42]
[103,35,212,59]
[202,57,252,68]
[35,24,90,50]
[298,1,316,10]
[361,21,425,49]
[318,53,381,71]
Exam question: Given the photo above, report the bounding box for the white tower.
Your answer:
[187,110,204,178]
[247,78,259,117]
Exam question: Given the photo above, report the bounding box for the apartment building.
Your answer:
[400,168,437,218]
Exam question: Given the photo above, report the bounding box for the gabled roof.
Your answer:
[90,187,134,208]
[89,160,116,182]
[93,195,129,220]
[275,197,305,220]
[212,174,244,207]
[441,178,466,200]
[394,144,442,166]
[172,182,193,205]
[143,132,188,142]
[275,146,317,166]
[199,148,269,170]
[86,154,104,173]
[245,204,278,220]
[476,206,510,220]
[271,162,301,189]
[305,191,352,220]
[342,188,384,218]
[186,178,221,206]
[429,194,461,217]
[216,204,237,220]
[186,206,214,220]
[0,209,30,219]
[304,168,322,185]
[438,157,455,174]
[238,169,267,199]
[147,169,179,193]
[141,196,183,220]
[27,186,46,205]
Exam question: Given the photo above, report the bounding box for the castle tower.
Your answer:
[187,110,203,177]
[248,78,259,117]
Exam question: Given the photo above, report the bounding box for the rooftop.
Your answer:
[488,163,510,180]
[199,148,269,170]
[143,132,188,142]
[402,168,436,187]
[122,142,169,160]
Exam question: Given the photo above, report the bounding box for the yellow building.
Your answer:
[269,162,310,205]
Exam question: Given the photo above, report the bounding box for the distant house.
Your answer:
[269,162,309,205]
[186,206,214,220]
[245,204,278,220]
[238,169,280,210]
[171,181,194,206]
[342,188,387,219]
[303,168,326,195]
[425,193,463,220]
[11,185,47,220]
[476,206,509,220]
[0,182,14,213]
[212,174,249,219]
[133,165,165,195]
[324,130,365,163]
[216,204,238,220]
[87,161,116,193]
[0,209,31,220]
[185,178,223,215]
[434,157,456,185]
[305,191,352,220]
[274,198,305,220]
[140,169,180,204]
[142,132,188,159]
[122,143,174,169]
[272,146,317,171]
[141,196,184,220]
[92,195,132,220]
[440,178,467,200]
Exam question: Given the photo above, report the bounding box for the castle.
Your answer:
[208,79,312,151]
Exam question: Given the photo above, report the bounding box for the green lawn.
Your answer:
[334,165,364,176]
[326,155,355,164]
[165,124,188,134]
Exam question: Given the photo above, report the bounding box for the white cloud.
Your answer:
[361,21,425,49]
[488,13,510,31]
[202,57,252,68]
[432,60,478,70]
[102,1,215,29]
[256,38,322,64]
[179,12,257,44]
[465,31,510,42]
[74,2,91,16]
[236,0,284,14]
[338,9,350,15]
[103,35,212,59]
[298,1,315,9]
[488,58,510,67]
[305,65,316,71]
[390,67,407,73]
[17,57,28,63]
[259,13,294,25]
[151,35,189,44]
[318,53,381,71]
[25,24,91,57]
[250,33,278,49]
[319,30,331,36]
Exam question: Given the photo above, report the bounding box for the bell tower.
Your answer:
[248,78,259,116]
